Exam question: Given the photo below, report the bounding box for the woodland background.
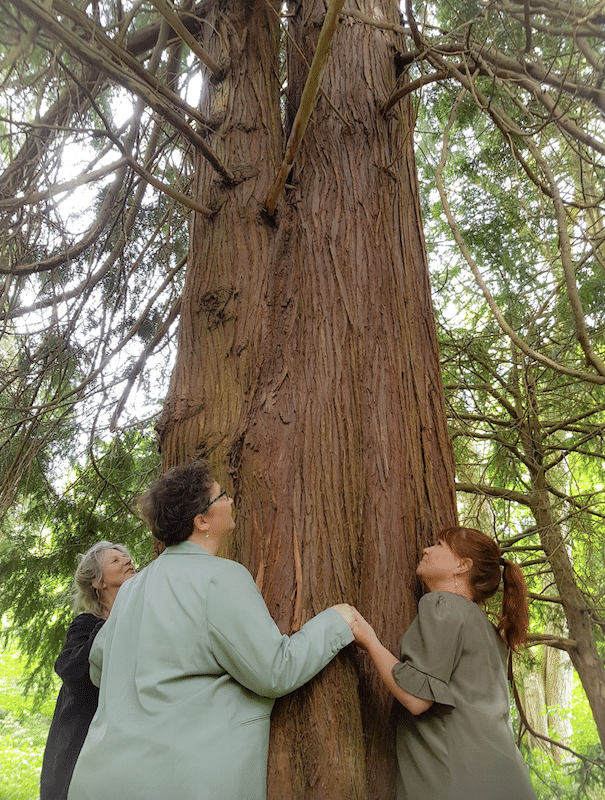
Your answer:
[1,0,605,797]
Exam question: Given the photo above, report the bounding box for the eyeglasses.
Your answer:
[200,489,228,514]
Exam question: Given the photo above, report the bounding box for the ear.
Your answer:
[193,513,210,535]
[456,558,473,575]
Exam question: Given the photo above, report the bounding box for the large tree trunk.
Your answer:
[157,1,457,797]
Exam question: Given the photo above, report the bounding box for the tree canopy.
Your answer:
[1,0,603,460]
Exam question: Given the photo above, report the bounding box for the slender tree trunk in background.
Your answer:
[517,375,605,751]
[157,1,457,797]
[516,624,573,759]
[530,475,605,751]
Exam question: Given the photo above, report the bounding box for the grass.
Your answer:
[0,644,57,800]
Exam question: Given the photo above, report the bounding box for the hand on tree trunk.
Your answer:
[331,603,355,627]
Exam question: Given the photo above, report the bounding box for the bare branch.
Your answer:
[341,6,406,35]
[0,162,129,275]
[11,0,235,182]
[265,0,346,216]
[382,70,450,116]
[525,139,605,376]
[0,157,128,210]
[110,295,182,431]
[455,481,534,507]
[526,632,578,651]
[148,0,223,80]
[435,90,605,385]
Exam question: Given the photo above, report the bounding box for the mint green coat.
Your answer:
[67,541,353,800]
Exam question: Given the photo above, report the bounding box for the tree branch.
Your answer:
[148,0,224,80]
[510,664,601,765]
[382,71,450,116]
[0,162,128,275]
[455,481,534,507]
[265,0,346,216]
[110,296,182,431]
[434,89,605,385]
[11,0,235,183]
[0,157,128,210]
[526,632,578,651]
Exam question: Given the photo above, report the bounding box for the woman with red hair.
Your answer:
[352,526,536,800]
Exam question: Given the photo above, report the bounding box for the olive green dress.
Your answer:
[392,591,536,800]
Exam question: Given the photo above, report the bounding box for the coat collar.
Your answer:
[162,539,215,556]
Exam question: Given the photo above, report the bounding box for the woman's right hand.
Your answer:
[349,608,380,651]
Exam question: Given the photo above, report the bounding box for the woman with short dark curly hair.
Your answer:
[69,459,355,800]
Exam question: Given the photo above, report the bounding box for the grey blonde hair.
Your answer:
[72,541,132,617]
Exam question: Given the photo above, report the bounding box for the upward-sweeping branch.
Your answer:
[265,0,346,215]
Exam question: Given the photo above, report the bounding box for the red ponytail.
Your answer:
[498,559,529,650]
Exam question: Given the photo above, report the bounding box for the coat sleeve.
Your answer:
[391,592,464,709]
[54,614,105,685]
[206,560,353,698]
[88,619,108,688]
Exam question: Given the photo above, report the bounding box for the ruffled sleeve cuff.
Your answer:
[392,660,456,709]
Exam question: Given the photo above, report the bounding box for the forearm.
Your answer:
[365,640,433,716]
[208,564,354,698]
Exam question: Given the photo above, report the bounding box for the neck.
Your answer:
[424,576,474,601]
[99,587,119,619]
[188,531,221,556]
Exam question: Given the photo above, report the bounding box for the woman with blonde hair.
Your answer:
[352,526,536,800]
[40,541,136,800]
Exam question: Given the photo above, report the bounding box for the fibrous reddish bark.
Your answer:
[157,2,457,797]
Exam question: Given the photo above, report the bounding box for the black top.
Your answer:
[40,613,105,800]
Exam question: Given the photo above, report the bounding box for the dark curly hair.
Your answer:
[440,526,530,650]
[138,459,214,546]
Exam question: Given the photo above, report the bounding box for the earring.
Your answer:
[205,534,209,539]
[455,575,459,592]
